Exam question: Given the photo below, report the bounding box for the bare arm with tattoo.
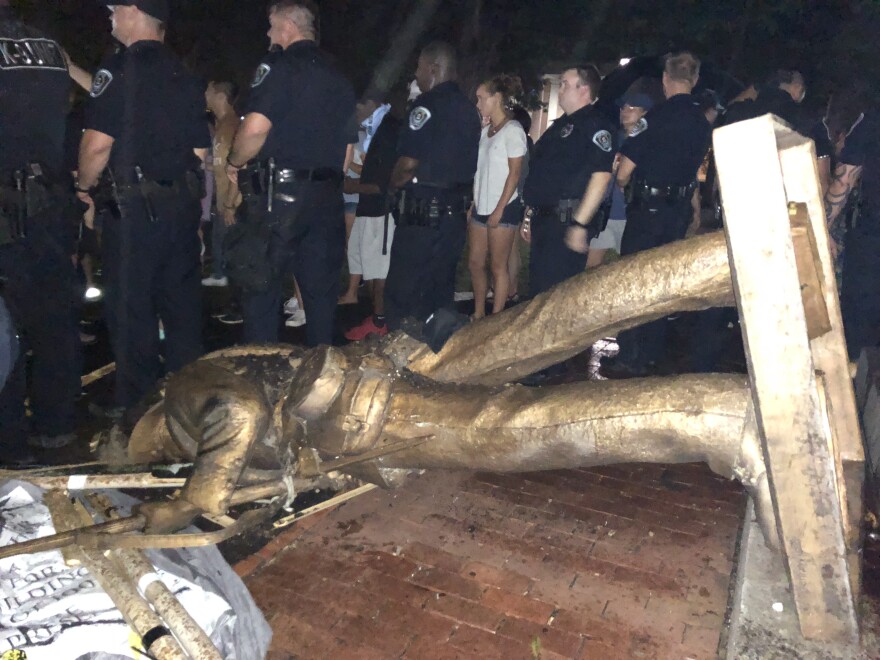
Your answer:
[825,163,862,227]
[824,162,863,257]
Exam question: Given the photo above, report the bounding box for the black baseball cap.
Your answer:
[103,0,169,23]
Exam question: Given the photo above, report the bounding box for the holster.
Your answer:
[238,161,271,198]
[0,184,25,246]
[397,193,470,228]
[0,165,74,246]
[593,197,612,237]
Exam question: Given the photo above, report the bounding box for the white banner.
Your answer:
[0,482,271,660]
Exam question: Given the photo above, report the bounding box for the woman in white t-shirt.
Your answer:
[469,74,528,319]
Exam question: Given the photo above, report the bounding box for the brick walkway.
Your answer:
[238,464,745,659]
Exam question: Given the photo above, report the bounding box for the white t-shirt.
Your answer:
[474,120,528,216]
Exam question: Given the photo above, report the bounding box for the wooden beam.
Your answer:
[714,113,858,642]
[775,126,866,602]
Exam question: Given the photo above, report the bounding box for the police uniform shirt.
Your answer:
[522,104,615,206]
[840,112,880,230]
[621,93,711,187]
[244,40,357,170]
[0,8,69,174]
[398,81,481,196]
[84,41,209,182]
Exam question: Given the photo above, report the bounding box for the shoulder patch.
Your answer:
[409,106,432,131]
[251,63,271,88]
[560,123,574,138]
[629,117,648,137]
[90,69,113,98]
[592,129,613,152]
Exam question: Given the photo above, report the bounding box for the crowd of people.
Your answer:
[0,0,876,464]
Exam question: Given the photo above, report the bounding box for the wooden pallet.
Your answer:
[714,114,863,643]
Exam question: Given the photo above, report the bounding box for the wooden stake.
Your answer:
[44,492,187,660]
[714,114,859,642]
[86,494,223,660]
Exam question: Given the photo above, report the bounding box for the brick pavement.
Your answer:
[238,463,745,659]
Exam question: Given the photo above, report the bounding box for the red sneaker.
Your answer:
[345,316,389,341]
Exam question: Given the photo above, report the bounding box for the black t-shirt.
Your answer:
[523,104,616,206]
[621,93,711,187]
[84,40,209,182]
[723,88,832,159]
[840,112,880,231]
[0,9,70,175]
[398,80,481,198]
[243,40,357,170]
[357,113,401,217]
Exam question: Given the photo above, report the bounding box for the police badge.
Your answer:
[89,69,113,98]
[592,130,613,152]
[560,124,574,138]
[629,117,648,137]
[409,106,432,131]
[251,63,271,88]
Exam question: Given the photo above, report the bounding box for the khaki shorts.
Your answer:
[348,215,395,281]
[589,218,626,252]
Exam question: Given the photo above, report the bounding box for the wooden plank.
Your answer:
[714,113,858,642]
[788,203,831,339]
[775,128,866,601]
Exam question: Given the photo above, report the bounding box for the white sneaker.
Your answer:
[84,286,103,301]
[201,275,229,287]
[285,309,306,327]
[283,296,301,315]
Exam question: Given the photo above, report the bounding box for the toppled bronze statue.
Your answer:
[126,231,777,549]
[0,231,780,558]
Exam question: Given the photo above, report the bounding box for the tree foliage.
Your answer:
[9,0,880,110]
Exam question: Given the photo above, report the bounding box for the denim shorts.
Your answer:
[472,200,524,228]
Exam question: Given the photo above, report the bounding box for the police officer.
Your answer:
[384,41,481,330]
[601,51,711,378]
[76,0,210,414]
[225,0,356,347]
[521,64,615,295]
[825,105,880,359]
[0,0,81,457]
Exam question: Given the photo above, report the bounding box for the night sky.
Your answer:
[10,0,880,112]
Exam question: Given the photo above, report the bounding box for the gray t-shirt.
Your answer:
[474,120,528,215]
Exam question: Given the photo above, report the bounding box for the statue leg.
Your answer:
[294,349,777,549]
[406,231,735,385]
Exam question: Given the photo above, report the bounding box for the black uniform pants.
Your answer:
[841,224,880,360]
[102,185,202,409]
[385,209,467,330]
[0,222,80,448]
[241,179,345,346]
[529,211,588,296]
[615,199,691,372]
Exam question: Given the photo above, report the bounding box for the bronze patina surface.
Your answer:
[111,231,778,547]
